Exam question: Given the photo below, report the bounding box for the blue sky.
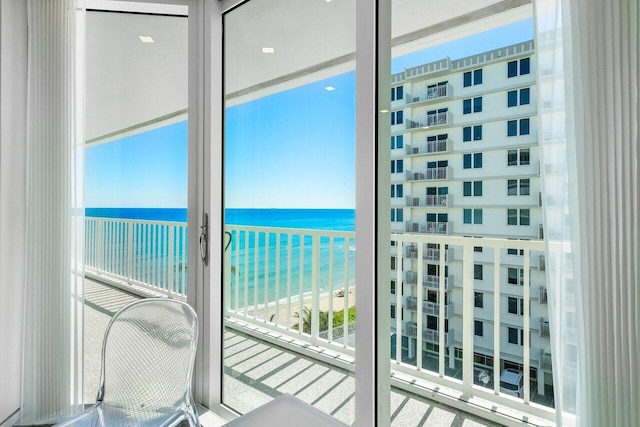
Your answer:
[85,19,533,209]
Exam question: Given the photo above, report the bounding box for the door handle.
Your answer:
[199,212,208,265]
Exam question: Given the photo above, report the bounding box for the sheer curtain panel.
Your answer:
[535,0,639,426]
[20,0,85,424]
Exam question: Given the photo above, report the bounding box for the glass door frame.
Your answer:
[200,0,393,424]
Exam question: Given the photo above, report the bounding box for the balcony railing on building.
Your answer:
[539,319,551,338]
[85,218,554,420]
[406,194,451,208]
[404,245,452,261]
[540,351,553,372]
[426,111,450,126]
[406,297,453,317]
[405,322,453,346]
[539,286,548,304]
[405,167,450,182]
[405,83,452,105]
[406,139,451,156]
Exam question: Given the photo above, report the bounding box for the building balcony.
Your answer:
[405,167,452,182]
[540,319,551,338]
[426,111,451,127]
[406,297,453,317]
[405,194,451,208]
[405,322,453,346]
[84,218,554,423]
[404,83,452,105]
[425,220,450,235]
[539,286,548,304]
[406,138,451,156]
[540,351,553,372]
[404,245,452,261]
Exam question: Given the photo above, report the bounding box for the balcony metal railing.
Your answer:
[85,217,188,300]
[404,84,451,105]
[405,322,452,346]
[405,194,450,207]
[406,139,451,156]
[404,245,452,261]
[88,219,552,421]
[539,287,548,304]
[406,297,453,317]
[425,221,450,235]
[540,319,551,338]
[540,351,553,372]
[426,111,450,126]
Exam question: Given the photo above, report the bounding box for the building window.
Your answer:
[463,181,482,196]
[463,153,482,170]
[507,118,531,136]
[508,267,525,286]
[463,97,482,114]
[474,292,484,308]
[464,209,483,224]
[391,135,404,149]
[391,110,403,125]
[391,304,396,319]
[463,125,482,142]
[391,184,403,198]
[463,68,482,87]
[474,264,483,280]
[473,96,483,112]
[508,88,531,107]
[508,327,520,345]
[474,246,483,253]
[508,57,531,78]
[508,297,525,315]
[391,208,403,222]
[507,208,531,226]
[507,179,530,196]
[508,148,530,166]
[391,86,403,101]
[391,159,403,173]
[390,256,396,271]
[391,280,396,294]
[508,248,524,256]
[474,320,484,337]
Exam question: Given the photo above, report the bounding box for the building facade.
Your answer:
[389,40,554,403]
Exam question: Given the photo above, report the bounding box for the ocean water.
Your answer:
[86,207,355,306]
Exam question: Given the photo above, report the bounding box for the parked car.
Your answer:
[499,368,524,397]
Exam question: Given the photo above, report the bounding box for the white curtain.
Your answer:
[20,0,85,424]
[534,0,639,426]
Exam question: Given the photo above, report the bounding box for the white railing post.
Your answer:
[493,248,501,396]
[462,242,474,397]
[395,239,403,364]
[168,225,175,298]
[311,234,320,343]
[523,249,531,404]
[127,221,134,282]
[416,243,423,371]
[96,218,104,271]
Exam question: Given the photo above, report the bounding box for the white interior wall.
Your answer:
[0,0,27,424]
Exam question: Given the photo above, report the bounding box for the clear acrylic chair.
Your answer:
[55,298,200,426]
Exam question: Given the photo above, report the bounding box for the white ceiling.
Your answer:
[86,0,530,140]
[85,10,187,141]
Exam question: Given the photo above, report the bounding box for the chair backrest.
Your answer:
[98,298,198,417]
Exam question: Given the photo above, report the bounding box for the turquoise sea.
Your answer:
[86,208,356,306]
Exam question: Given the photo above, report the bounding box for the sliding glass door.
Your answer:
[221,0,357,423]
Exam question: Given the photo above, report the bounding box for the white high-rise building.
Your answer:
[389,40,554,404]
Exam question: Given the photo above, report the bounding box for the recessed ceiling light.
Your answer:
[138,36,155,43]
[325,86,335,91]
[262,47,275,54]
[325,0,333,3]
[379,109,389,113]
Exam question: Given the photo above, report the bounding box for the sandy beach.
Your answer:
[249,286,356,328]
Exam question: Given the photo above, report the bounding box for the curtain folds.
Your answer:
[20,0,85,424]
[535,0,639,426]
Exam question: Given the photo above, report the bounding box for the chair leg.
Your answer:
[185,397,200,427]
